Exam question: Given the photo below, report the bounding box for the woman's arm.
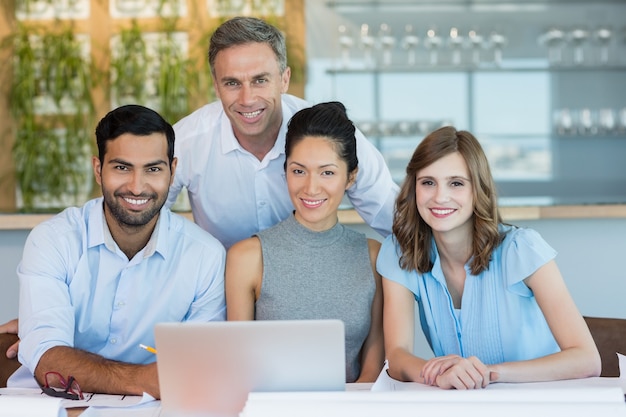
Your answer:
[383,277,489,389]
[224,237,263,321]
[382,277,430,382]
[355,239,385,382]
[489,260,601,382]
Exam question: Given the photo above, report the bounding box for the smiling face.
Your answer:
[212,42,290,150]
[286,136,356,232]
[415,151,474,238]
[93,132,177,232]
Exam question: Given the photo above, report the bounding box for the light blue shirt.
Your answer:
[377,224,560,365]
[18,197,226,374]
[166,94,398,249]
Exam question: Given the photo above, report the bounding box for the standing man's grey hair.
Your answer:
[208,16,288,76]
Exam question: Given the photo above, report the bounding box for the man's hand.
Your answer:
[0,318,19,359]
[36,346,161,398]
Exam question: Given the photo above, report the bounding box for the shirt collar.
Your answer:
[220,110,240,154]
[88,197,167,259]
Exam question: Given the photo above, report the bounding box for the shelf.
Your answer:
[326,64,626,74]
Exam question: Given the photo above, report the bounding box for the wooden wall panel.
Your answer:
[0,0,305,211]
[0,1,16,211]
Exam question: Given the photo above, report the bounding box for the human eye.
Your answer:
[114,165,129,171]
[321,170,335,177]
[451,179,465,187]
[224,80,239,87]
[291,168,305,175]
[147,166,162,173]
[420,179,434,186]
[254,77,268,85]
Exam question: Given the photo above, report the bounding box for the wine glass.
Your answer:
[337,25,354,69]
[594,27,612,65]
[467,29,484,66]
[424,28,442,66]
[538,28,565,65]
[488,30,507,67]
[448,27,464,66]
[360,23,376,69]
[554,108,575,136]
[578,108,596,135]
[401,24,420,66]
[598,108,615,134]
[395,120,414,136]
[569,27,589,65]
[379,23,396,67]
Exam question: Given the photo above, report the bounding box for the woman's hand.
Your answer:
[421,355,490,389]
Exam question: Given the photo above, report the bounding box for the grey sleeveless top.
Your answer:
[255,214,376,383]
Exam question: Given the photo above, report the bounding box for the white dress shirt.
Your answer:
[167,94,398,249]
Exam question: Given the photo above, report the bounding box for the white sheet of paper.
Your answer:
[79,401,161,417]
[372,358,626,394]
[0,395,67,417]
[0,388,156,409]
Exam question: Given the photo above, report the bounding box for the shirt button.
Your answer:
[258,201,266,206]
[110,338,117,344]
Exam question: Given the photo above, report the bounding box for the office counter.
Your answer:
[3,203,626,230]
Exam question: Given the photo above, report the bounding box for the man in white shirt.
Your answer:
[167,16,399,249]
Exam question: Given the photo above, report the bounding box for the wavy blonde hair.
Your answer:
[393,126,503,275]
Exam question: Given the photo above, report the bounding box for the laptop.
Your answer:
[154,319,346,417]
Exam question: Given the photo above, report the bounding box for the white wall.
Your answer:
[0,230,27,324]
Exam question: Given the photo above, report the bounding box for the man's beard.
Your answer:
[103,190,165,229]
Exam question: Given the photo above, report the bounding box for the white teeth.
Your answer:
[242,110,262,118]
[303,199,324,205]
[125,198,148,205]
[432,208,454,215]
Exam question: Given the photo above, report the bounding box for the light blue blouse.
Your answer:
[377,224,560,364]
[18,197,226,374]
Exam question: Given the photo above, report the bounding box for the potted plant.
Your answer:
[5,22,96,211]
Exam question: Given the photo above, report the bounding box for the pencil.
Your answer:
[139,344,157,354]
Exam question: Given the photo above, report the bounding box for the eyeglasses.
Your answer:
[40,371,84,400]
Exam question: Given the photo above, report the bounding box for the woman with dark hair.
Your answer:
[378,126,600,389]
[225,102,384,383]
